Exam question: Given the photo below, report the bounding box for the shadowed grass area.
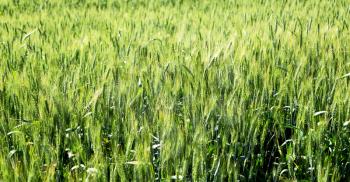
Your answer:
[0,0,350,181]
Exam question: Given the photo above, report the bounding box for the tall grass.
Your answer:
[0,0,350,181]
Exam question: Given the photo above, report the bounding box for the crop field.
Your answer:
[0,0,350,181]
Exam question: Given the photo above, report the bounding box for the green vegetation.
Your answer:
[0,0,350,181]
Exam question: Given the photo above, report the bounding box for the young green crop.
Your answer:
[0,0,350,181]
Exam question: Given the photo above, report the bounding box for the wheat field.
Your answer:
[0,0,350,181]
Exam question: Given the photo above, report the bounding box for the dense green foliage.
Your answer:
[1,0,350,181]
